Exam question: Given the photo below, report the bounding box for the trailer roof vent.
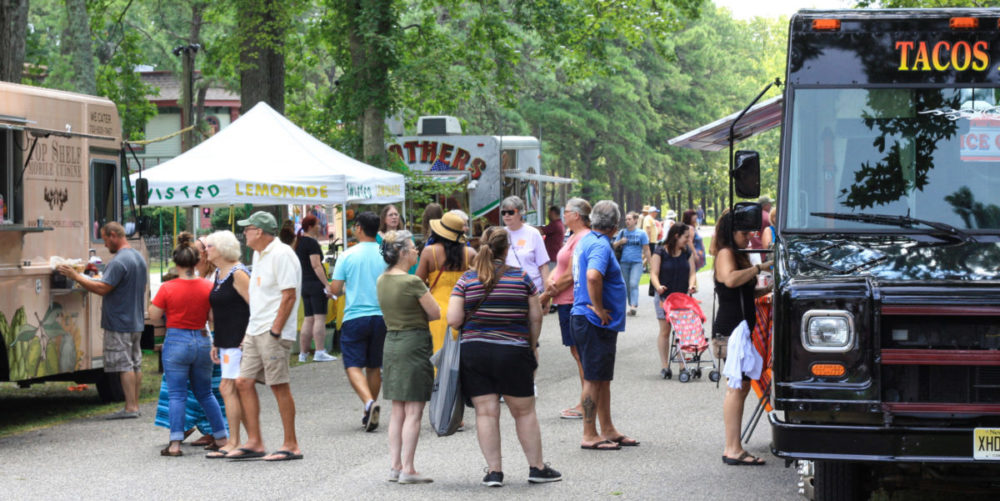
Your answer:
[417,116,462,136]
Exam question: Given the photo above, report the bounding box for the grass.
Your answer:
[0,352,163,438]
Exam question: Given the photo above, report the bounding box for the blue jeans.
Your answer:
[620,261,644,308]
[162,328,228,442]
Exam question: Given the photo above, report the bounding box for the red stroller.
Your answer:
[663,292,720,383]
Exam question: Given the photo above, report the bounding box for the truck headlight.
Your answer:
[801,310,854,352]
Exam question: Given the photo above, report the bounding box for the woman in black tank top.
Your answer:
[205,230,251,457]
[711,210,772,466]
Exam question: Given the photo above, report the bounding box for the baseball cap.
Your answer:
[649,206,660,213]
[237,211,278,235]
[758,195,773,205]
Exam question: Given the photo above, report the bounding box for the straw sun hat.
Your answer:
[429,212,467,243]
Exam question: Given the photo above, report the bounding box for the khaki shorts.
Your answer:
[239,333,293,385]
[103,330,142,372]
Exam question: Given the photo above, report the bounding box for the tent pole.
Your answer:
[342,203,348,251]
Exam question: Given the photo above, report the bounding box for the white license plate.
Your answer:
[974,428,1000,460]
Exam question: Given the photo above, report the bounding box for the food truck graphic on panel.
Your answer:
[387,116,574,227]
[1,81,142,401]
[670,9,1000,499]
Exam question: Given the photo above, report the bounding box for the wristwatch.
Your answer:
[269,329,281,338]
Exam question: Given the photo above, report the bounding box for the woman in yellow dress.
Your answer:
[416,212,477,354]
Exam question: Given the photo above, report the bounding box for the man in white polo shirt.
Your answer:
[226,211,304,461]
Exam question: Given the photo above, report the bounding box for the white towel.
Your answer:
[723,320,763,389]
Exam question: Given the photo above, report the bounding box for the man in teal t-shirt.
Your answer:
[330,211,387,432]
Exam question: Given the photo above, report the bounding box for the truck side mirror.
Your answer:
[733,150,760,199]
[732,202,762,232]
[136,215,151,235]
[135,178,149,206]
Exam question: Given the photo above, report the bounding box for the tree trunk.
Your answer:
[239,1,285,115]
[0,0,28,83]
[580,141,596,200]
[343,0,392,166]
[63,0,95,94]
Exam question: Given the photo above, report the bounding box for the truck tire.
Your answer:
[96,372,125,403]
[814,460,867,501]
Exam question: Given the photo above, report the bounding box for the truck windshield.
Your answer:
[786,87,1000,232]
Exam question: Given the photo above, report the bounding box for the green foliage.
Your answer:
[209,205,254,232]
[95,30,158,140]
[145,207,189,237]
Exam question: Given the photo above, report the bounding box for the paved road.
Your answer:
[0,268,800,500]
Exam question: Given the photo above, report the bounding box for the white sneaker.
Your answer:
[298,352,309,363]
[313,351,338,362]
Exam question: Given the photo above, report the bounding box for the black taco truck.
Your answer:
[671,8,1000,499]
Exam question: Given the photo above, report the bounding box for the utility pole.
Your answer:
[173,43,201,153]
[173,43,201,234]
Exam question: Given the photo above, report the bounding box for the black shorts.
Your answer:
[301,289,328,316]
[460,341,537,398]
[571,315,618,381]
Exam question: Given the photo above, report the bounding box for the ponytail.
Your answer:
[471,226,509,290]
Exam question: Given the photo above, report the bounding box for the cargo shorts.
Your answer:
[239,332,293,386]
[103,330,142,372]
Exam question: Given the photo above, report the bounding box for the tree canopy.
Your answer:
[14,0,790,217]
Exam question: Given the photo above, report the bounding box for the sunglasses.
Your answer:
[500,210,517,216]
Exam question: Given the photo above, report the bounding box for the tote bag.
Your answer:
[428,326,463,436]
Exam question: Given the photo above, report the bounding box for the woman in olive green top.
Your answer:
[377,230,441,484]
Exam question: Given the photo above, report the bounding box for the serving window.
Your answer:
[0,129,25,224]
[90,159,119,241]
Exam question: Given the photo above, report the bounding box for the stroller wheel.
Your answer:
[679,370,691,383]
[665,368,672,380]
[709,370,721,383]
[694,369,703,379]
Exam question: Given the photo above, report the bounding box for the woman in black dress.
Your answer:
[711,210,772,466]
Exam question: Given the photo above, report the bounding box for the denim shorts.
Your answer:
[340,315,387,369]
[570,315,618,381]
[556,304,575,347]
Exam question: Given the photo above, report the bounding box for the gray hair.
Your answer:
[447,209,469,222]
[501,195,525,214]
[565,197,591,225]
[590,200,621,232]
[205,230,242,261]
[380,230,414,267]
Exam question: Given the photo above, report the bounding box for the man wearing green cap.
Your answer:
[227,210,304,461]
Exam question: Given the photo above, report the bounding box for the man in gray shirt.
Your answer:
[58,222,147,419]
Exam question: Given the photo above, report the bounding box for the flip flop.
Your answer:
[264,450,304,461]
[206,450,232,459]
[580,440,621,451]
[609,435,640,447]
[722,452,765,466]
[560,408,583,419]
[226,447,266,460]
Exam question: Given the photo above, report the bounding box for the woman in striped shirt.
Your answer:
[448,227,561,487]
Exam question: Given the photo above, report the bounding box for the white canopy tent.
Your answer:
[131,102,404,207]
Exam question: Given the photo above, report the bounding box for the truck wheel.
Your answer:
[96,372,125,403]
[814,460,866,501]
